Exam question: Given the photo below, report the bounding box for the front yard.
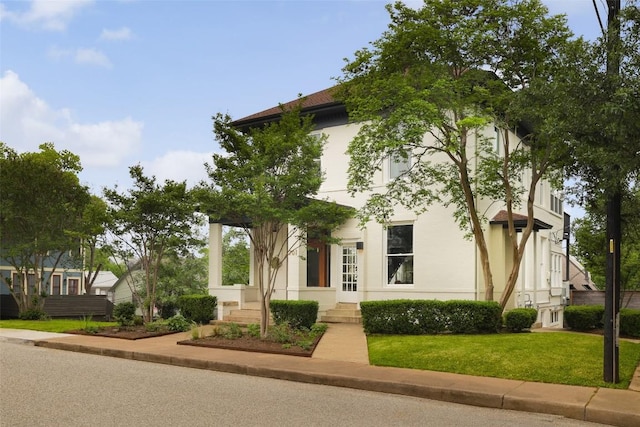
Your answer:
[368,331,640,389]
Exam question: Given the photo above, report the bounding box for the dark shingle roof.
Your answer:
[490,210,553,231]
[232,87,342,129]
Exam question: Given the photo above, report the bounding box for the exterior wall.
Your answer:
[0,265,84,296]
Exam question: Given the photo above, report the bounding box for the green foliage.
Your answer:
[165,314,192,332]
[113,302,137,327]
[103,165,201,323]
[158,300,179,320]
[144,320,166,332]
[620,309,640,338]
[155,247,208,314]
[246,323,261,338]
[177,294,217,324]
[0,319,116,333]
[18,308,47,321]
[222,228,249,285]
[218,322,243,339]
[360,299,501,335]
[268,322,296,344]
[80,315,99,334]
[270,300,319,330]
[564,305,605,331]
[0,143,91,314]
[503,308,538,332]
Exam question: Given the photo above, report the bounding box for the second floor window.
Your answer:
[389,148,411,179]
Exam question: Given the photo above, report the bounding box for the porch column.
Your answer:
[208,222,223,290]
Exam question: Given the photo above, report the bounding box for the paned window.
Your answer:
[51,275,61,295]
[342,246,357,292]
[387,224,413,285]
[68,278,79,295]
[389,148,411,179]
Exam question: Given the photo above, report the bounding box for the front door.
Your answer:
[338,245,358,303]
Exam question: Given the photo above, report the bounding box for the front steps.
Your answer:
[220,302,362,324]
[321,303,362,324]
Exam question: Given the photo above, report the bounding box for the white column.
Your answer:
[208,222,223,290]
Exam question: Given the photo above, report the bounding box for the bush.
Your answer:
[361,299,502,335]
[620,308,640,338]
[178,294,217,324]
[270,300,319,330]
[166,314,192,332]
[504,308,538,332]
[564,305,604,331]
[158,300,178,319]
[18,308,47,320]
[113,302,136,326]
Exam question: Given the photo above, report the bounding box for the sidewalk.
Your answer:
[1,324,639,427]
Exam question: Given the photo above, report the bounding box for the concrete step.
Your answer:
[225,309,262,324]
[324,308,361,317]
[321,315,362,324]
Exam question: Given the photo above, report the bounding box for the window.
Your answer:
[387,224,413,285]
[310,132,322,176]
[68,278,79,295]
[11,272,20,295]
[550,192,562,215]
[342,246,357,292]
[51,275,61,295]
[494,126,502,154]
[389,148,411,179]
[307,237,330,287]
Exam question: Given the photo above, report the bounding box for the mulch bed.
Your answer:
[177,333,323,357]
[66,326,178,340]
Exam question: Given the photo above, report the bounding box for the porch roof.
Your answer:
[489,210,553,231]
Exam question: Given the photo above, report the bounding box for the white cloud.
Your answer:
[0,70,143,168]
[142,150,213,188]
[100,27,133,41]
[75,48,112,67]
[47,46,112,68]
[0,0,93,31]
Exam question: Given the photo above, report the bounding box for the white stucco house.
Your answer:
[208,88,569,328]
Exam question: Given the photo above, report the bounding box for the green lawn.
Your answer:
[368,332,640,389]
[0,319,116,333]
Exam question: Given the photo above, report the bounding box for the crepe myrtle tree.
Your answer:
[0,143,91,314]
[103,165,202,323]
[335,0,580,309]
[197,105,352,337]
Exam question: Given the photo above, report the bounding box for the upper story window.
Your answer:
[494,126,502,155]
[389,148,411,180]
[310,132,322,175]
[550,192,563,215]
[387,224,413,285]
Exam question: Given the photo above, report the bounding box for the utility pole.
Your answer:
[604,0,621,384]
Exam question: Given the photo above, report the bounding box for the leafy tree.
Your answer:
[154,247,208,318]
[198,106,352,337]
[335,0,578,309]
[222,227,249,286]
[0,143,90,313]
[103,165,201,323]
[573,186,640,306]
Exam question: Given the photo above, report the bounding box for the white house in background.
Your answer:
[208,88,568,328]
[89,271,118,296]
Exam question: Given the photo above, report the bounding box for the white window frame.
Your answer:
[388,147,412,180]
[385,223,414,286]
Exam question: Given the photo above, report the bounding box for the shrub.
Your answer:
[178,294,217,324]
[158,300,178,319]
[113,302,136,326]
[564,305,604,331]
[166,314,192,332]
[270,300,318,330]
[247,323,261,338]
[18,308,47,320]
[268,322,295,344]
[504,308,538,332]
[620,308,640,338]
[219,322,243,339]
[361,299,502,335]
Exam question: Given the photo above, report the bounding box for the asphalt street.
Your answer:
[0,342,609,427]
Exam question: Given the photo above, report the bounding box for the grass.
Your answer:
[0,318,116,333]
[367,332,640,389]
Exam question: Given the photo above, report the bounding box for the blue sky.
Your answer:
[1,0,603,211]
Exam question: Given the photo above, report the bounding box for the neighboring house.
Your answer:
[207,88,568,328]
[109,264,143,306]
[0,253,85,297]
[90,271,119,296]
[563,254,598,293]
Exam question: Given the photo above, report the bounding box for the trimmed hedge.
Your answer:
[270,300,319,330]
[503,308,538,332]
[564,305,604,331]
[620,308,640,338]
[177,294,217,324]
[360,299,502,335]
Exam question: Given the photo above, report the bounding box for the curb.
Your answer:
[34,340,640,427]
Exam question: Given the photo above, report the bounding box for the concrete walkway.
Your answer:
[1,325,639,427]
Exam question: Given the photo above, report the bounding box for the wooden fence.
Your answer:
[0,295,114,320]
[571,291,640,310]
